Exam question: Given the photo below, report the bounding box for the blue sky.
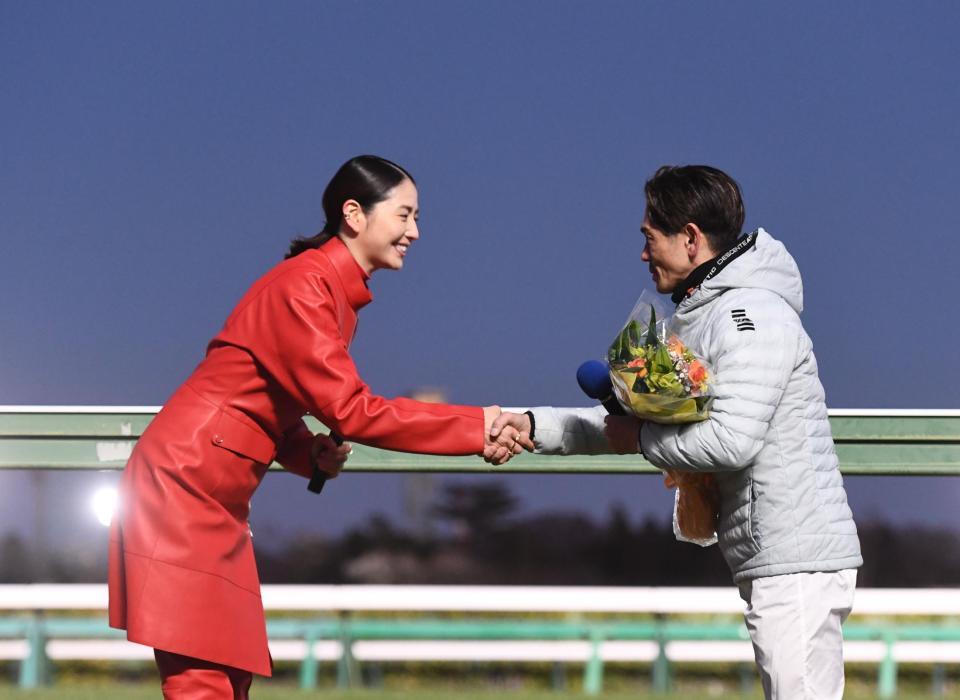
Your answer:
[2,2,960,551]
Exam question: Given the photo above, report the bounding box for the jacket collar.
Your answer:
[320,236,373,311]
[671,256,719,305]
[671,231,758,305]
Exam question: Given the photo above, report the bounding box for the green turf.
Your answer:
[0,688,766,700]
[1,687,956,700]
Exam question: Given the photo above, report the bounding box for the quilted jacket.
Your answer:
[529,229,862,582]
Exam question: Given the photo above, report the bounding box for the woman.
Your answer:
[108,155,526,699]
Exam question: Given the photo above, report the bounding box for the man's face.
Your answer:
[640,214,696,294]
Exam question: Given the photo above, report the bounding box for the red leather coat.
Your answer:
[108,237,483,675]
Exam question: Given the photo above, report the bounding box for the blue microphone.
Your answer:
[576,360,626,415]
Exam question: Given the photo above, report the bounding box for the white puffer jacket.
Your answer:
[528,229,862,582]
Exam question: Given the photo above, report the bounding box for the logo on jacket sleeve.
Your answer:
[731,309,755,331]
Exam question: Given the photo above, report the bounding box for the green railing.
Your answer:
[1,613,956,697]
[2,406,960,697]
[2,407,960,474]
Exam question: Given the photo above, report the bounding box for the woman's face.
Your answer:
[346,178,420,274]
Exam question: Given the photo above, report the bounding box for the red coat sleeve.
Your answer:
[275,419,315,478]
[235,268,484,456]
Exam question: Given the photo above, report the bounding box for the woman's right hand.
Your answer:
[483,407,534,465]
[310,433,352,478]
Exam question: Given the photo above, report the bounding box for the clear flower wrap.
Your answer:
[606,292,720,547]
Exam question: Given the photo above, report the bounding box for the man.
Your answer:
[492,165,862,699]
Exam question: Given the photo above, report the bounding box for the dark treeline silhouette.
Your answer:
[254,482,960,588]
[1,481,957,586]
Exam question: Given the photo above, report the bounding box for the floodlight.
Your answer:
[91,486,118,527]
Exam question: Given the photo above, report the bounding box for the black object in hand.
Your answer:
[307,431,344,494]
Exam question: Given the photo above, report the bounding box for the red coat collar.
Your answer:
[320,236,373,311]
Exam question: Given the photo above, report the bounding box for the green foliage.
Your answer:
[608,319,645,365]
[608,308,661,367]
[644,307,658,347]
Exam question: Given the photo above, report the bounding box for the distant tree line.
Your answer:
[0,481,956,586]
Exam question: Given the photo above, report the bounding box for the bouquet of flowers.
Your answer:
[607,292,719,546]
[607,304,712,424]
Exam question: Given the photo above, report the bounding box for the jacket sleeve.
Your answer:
[507,405,616,455]
[274,418,315,478]
[640,301,797,473]
[238,268,484,456]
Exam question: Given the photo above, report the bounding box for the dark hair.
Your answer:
[644,165,745,253]
[286,155,416,259]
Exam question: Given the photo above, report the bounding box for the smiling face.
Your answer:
[640,214,698,294]
[343,178,420,274]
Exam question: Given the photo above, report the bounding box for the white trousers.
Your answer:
[737,569,857,700]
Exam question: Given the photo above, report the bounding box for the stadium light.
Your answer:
[91,486,118,527]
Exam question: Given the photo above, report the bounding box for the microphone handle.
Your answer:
[600,395,626,416]
[307,431,344,494]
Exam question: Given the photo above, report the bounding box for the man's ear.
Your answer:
[681,223,703,259]
[341,199,365,237]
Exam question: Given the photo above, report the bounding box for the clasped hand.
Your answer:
[482,410,643,465]
[482,407,535,466]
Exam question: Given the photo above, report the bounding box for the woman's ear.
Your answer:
[341,199,365,237]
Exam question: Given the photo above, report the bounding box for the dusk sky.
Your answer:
[2,2,959,560]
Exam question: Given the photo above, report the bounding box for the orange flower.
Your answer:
[668,336,684,355]
[626,357,648,377]
[688,360,707,386]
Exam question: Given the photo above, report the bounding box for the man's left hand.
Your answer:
[604,415,642,454]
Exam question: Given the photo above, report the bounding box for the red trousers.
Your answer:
[155,649,253,700]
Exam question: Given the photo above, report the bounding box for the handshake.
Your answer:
[480,408,535,466]
[480,406,643,466]
[310,407,644,477]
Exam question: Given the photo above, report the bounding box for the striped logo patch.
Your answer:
[731,309,755,332]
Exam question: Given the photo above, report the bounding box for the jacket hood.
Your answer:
[681,228,803,315]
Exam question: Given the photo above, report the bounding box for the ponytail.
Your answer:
[285,230,336,260]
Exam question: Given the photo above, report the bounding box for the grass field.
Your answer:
[5,663,957,700]
[1,685,958,700]
[4,690,739,700]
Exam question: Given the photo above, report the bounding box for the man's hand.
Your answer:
[604,414,642,454]
[490,411,535,450]
[482,407,534,465]
[310,433,352,479]
[486,410,535,465]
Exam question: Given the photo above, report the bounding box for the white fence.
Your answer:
[2,584,960,666]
